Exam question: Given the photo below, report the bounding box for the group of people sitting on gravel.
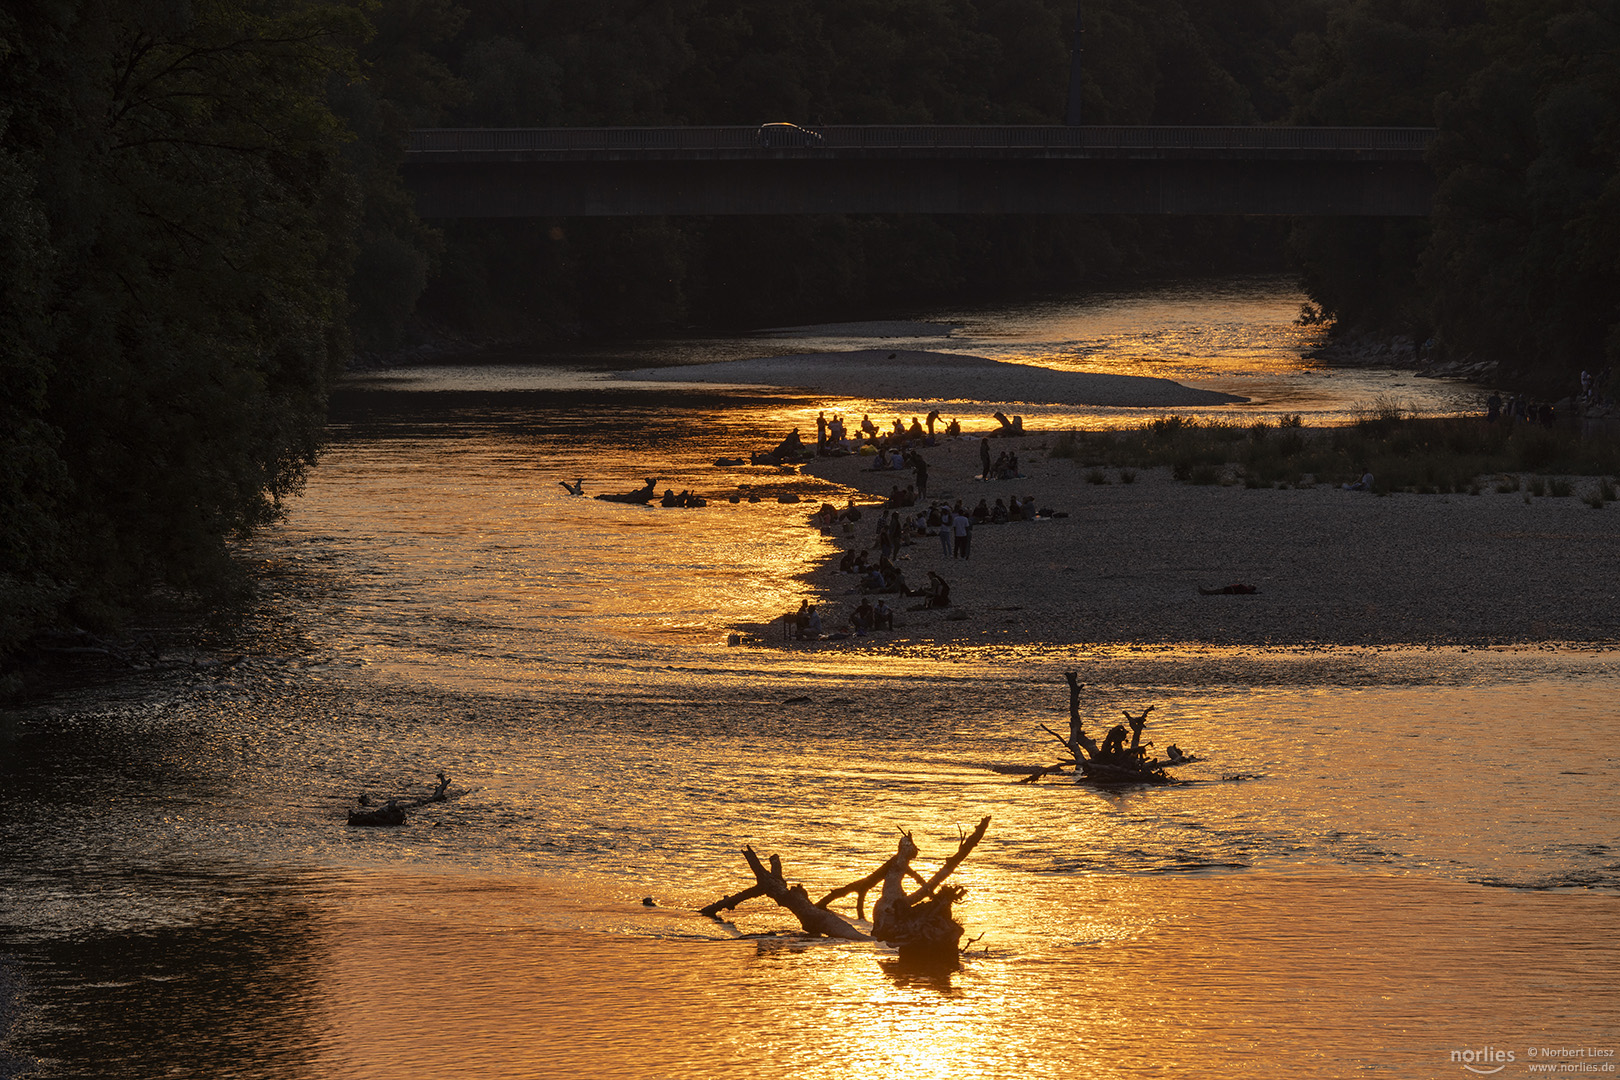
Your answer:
[986,450,1022,480]
[815,410,961,456]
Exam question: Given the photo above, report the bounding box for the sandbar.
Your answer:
[616,349,1245,407]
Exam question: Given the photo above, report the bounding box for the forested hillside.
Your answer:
[2,0,1616,663]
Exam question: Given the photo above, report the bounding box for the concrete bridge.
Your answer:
[403,125,1435,218]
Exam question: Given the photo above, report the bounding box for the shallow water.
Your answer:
[2,279,1615,1079]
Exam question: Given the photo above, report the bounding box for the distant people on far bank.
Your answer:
[1576,367,1613,414]
[809,409,954,458]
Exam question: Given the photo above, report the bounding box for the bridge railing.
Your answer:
[407,125,1434,154]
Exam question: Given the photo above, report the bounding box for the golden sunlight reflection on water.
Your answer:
[306,870,1619,1080]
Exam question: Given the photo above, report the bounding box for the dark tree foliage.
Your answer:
[335,0,466,354]
[1423,0,1620,381]
[0,0,366,649]
[1283,0,1619,384]
[1280,0,1484,340]
[0,132,70,649]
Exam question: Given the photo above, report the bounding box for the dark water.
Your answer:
[3,280,1615,1079]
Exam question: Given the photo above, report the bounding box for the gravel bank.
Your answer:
[783,432,1620,648]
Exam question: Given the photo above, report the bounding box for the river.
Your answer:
[1,277,1615,1080]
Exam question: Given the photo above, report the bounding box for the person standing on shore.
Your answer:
[953,506,972,559]
[980,437,992,480]
[912,453,929,499]
[816,411,827,452]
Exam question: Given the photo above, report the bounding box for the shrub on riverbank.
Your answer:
[1049,413,1620,494]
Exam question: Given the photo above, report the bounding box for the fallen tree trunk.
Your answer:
[702,819,993,959]
[870,821,990,963]
[699,853,782,918]
[741,847,871,941]
[1017,760,1076,784]
[813,856,928,920]
[347,801,408,827]
[1005,677,1192,785]
[346,772,452,826]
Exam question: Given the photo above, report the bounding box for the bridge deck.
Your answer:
[408,124,1432,157]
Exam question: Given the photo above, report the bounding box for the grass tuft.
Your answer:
[1046,415,1620,496]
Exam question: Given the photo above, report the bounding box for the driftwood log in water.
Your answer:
[873,816,991,961]
[740,847,871,941]
[698,852,783,918]
[347,801,409,826]
[705,817,991,963]
[813,854,928,921]
[346,772,451,827]
[1007,675,1195,785]
[873,843,962,960]
[594,478,659,504]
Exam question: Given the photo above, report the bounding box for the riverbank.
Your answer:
[767,430,1620,649]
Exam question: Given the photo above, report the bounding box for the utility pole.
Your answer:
[1065,0,1084,125]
